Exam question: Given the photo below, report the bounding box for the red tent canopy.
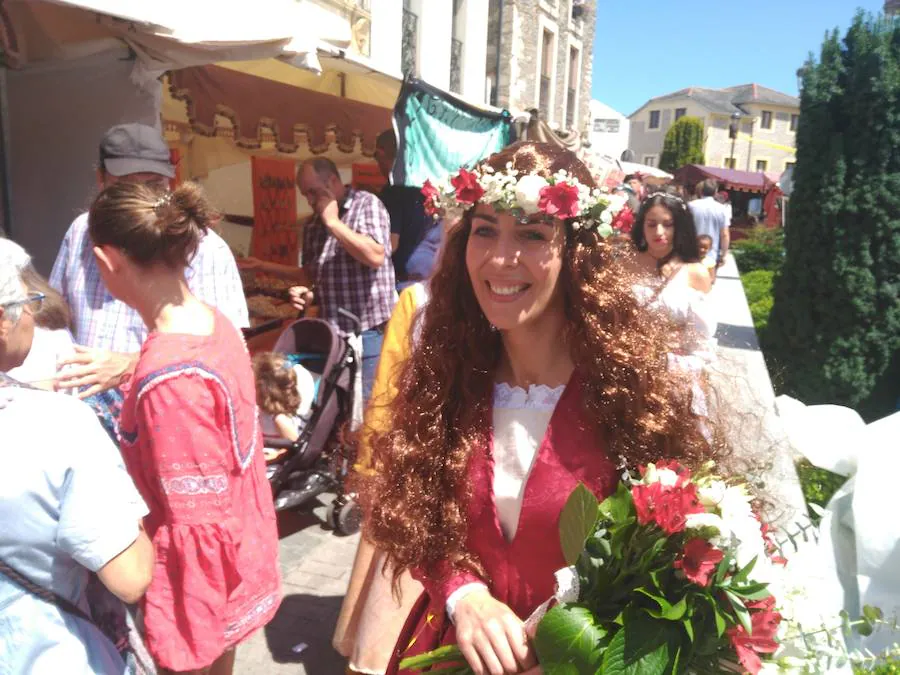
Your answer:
[674,164,775,194]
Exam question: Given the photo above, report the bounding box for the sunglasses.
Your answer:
[2,291,45,314]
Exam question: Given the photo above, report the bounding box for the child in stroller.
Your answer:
[252,352,317,463]
[248,314,363,534]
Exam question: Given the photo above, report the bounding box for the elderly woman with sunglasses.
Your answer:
[0,238,154,674]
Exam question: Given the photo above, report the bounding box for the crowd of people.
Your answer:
[0,121,732,675]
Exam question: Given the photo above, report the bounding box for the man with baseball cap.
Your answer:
[49,123,249,397]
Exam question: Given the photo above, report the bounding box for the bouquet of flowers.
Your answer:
[402,462,790,675]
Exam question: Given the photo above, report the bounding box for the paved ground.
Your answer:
[235,495,358,675]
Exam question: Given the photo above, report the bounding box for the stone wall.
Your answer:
[491,0,596,137]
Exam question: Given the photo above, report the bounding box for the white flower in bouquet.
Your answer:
[640,462,681,487]
[514,175,549,214]
[697,480,728,509]
[684,512,731,545]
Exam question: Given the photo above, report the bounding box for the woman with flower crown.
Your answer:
[358,142,721,675]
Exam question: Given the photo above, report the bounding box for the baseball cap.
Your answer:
[99,123,175,178]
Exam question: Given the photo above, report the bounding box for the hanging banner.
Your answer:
[392,77,513,187]
[352,162,387,194]
[250,157,298,264]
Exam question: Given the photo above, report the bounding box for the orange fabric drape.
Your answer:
[250,157,298,264]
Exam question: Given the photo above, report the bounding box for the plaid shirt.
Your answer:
[50,213,249,353]
[302,188,397,334]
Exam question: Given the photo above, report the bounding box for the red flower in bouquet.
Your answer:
[421,180,440,216]
[450,169,484,204]
[538,182,581,219]
[632,482,705,535]
[675,538,723,587]
[611,206,634,234]
[726,596,782,675]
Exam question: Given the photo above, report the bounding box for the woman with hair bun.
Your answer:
[360,142,721,675]
[88,181,281,675]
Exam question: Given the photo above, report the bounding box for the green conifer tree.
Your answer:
[659,116,706,173]
[765,12,900,418]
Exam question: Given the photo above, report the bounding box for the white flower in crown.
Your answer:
[514,175,550,214]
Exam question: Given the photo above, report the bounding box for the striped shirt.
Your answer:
[302,188,397,335]
[50,213,249,353]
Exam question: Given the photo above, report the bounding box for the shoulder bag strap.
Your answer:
[0,558,94,624]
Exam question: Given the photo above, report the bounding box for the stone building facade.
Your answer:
[628,84,800,174]
[486,0,596,137]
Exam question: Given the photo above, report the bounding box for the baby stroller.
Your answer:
[250,308,363,535]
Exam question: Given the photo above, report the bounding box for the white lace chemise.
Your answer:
[446,382,566,620]
[633,267,717,421]
[632,266,718,370]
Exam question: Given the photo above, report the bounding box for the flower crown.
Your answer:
[422,163,634,237]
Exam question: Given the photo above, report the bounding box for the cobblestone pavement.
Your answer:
[235,495,359,675]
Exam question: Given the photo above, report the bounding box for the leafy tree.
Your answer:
[659,116,705,173]
[765,12,900,419]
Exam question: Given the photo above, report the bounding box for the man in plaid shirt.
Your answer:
[49,124,249,397]
[239,158,397,402]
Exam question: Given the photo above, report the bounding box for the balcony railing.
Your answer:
[566,88,576,129]
[450,38,463,93]
[401,8,418,76]
[539,76,551,120]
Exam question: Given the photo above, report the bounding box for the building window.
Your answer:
[565,46,580,129]
[539,28,554,119]
[401,0,418,76]
[790,114,799,132]
[675,107,687,121]
[756,159,768,172]
[761,110,773,129]
[785,161,796,172]
[649,110,661,129]
[724,157,737,169]
[643,155,658,167]
[593,118,620,133]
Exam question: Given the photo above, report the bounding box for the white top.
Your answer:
[7,326,76,389]
[446,382,566,621]
[492,383,566,541]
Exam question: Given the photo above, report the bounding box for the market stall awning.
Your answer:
[674,164,774,193]
[167,63,393,155]
[0,0,338,75]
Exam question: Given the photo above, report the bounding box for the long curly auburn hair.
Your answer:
[358,142,723,583]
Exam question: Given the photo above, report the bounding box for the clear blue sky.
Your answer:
[591,1,886,116]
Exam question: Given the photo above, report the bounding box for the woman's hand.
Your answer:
[454,589,538,675]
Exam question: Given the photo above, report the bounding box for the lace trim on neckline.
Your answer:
[494,382,565,411]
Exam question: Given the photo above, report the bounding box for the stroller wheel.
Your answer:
[327,495,362,536]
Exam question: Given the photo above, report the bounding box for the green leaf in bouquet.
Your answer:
[730,555,758,586]
[600,612,681,675]
[599,482,634,525]
[636,589,688,621]
[681,616,694,643]
[586,529,613,559]
[728,582,771,602]
[725,591,752,635]
[863,605,884,624]
[559,483,601,567]
[712,552,731,587]
[534,604,606,674]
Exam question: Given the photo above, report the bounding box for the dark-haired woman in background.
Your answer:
[88,182,281,675]
[628,190,717,417]
[360,143,721,675]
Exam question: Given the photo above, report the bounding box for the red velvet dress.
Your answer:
[119,311,281,671]
[387,374,618,674]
